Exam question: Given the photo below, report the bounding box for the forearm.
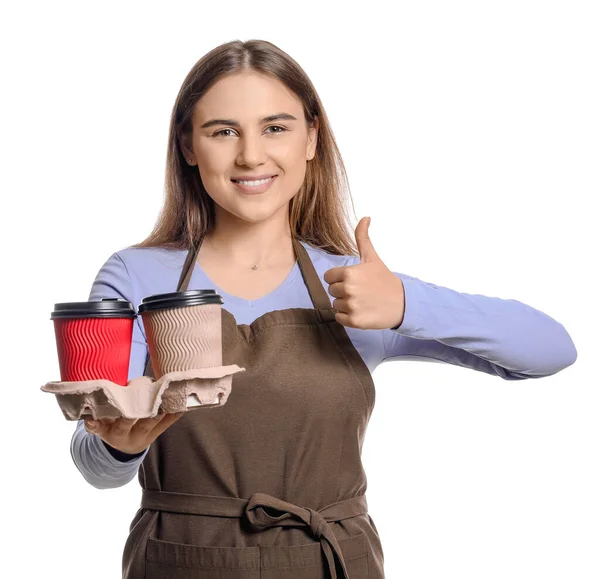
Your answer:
[389,273,577,378]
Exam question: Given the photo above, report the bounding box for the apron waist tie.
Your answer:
[141,489,368,579]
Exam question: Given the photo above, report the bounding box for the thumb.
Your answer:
[355,217,379,263]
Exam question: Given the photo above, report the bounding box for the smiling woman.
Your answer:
[99,38,387,579]
[71,37,577,579]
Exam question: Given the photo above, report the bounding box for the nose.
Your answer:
[236,132,266,167]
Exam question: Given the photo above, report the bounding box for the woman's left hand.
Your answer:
[324,217,406,330]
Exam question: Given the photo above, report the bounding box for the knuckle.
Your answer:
[136,423,155,435]
[112,420,134,437]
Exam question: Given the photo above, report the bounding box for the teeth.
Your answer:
[234,177,273,186]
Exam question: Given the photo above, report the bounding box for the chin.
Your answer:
[223,200,291,224]
[222,207,281,225]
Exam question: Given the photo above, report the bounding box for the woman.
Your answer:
[72,39,577,578]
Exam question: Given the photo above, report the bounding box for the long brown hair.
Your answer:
[132,39,358,257]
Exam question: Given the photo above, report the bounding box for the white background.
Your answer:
[1,1,598,577]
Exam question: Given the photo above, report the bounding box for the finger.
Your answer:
[323,266,347,285]
[326,281,348,299]
[355,217,379,263]
[84,418,109,438]
[149,412,185,438]
[131,414,167,436]
[333,311,354,328]
[332,298,351,314]
[109,417,139,438]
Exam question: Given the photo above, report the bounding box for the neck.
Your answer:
[204,211,295,268]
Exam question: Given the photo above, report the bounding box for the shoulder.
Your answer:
[106,246,190,295]
[114,245,187,273]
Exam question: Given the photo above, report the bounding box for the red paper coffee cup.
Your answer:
[51,298,136,386]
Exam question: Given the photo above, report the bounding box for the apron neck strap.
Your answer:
[177,238,201,293]
[292,238,333,311]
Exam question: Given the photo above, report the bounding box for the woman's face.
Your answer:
[182,71,318,226]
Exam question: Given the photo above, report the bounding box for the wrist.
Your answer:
[101,440,146,462]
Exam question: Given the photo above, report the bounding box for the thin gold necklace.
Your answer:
[206,237,290,271]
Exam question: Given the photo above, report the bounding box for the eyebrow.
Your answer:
[199,113,298,129]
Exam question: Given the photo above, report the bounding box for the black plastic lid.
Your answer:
[138,289,224,314]
[51,298,137,320]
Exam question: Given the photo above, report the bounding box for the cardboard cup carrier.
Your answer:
[42,292,244,420]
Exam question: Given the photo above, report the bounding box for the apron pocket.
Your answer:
[338,533,370,578]
[261,533,369,578]
[146,533,369,578]
[146,538,260,578]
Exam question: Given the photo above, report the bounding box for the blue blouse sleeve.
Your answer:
[381,271,577,380]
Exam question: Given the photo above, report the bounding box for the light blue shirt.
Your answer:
[71,240,577,489]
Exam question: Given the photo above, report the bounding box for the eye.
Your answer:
[213,128,236,138]
[265,125,287,134]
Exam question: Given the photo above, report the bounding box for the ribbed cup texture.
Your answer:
[141,304,222,378]
[53,318,134,386]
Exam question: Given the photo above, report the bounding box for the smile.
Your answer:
[231,175,277,195]
[231,176,275,186]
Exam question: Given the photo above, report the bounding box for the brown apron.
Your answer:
[122,237,385,578]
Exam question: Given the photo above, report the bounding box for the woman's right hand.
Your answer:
[83,412,185,455]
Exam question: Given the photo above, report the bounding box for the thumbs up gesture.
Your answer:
[323,217,406,330]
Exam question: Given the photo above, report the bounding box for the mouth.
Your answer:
[230,175,276,186]
[230,175,277,194]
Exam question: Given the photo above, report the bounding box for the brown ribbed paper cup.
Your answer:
[138,290,224,378]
